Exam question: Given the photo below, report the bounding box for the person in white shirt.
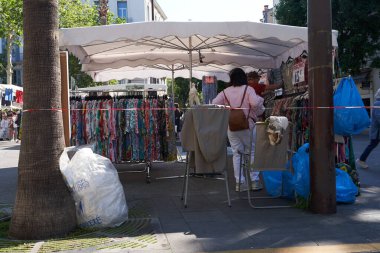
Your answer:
[0,112,10,140]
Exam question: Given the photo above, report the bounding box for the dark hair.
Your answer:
[247,71,260,80]
[229,68,247,87]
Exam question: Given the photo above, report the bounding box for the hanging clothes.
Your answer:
[69,96,176,162]
[15,90,23,103]
[4,89,13,101]
[202,76,218,104]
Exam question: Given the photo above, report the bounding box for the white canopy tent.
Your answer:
[59,21,338,97]
[87,63,259,83]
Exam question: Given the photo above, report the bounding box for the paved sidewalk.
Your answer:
[0,135,380,252]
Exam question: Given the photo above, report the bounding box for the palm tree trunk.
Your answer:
[99,0,108,25]
[9,0,76,240]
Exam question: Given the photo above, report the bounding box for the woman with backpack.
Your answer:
[212,68,265,192]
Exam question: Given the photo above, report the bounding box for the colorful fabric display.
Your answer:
[70,97,176,162]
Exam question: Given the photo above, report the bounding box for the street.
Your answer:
[1,135,380,252]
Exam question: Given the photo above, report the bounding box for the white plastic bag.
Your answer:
[60,147,128,228]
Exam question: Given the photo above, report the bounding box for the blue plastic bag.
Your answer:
[336,168,358,203]
[334,77,370,135]
[262,170,295,199]
[262,171,282,196]
[282,170,295,198]
[293,143,310,199]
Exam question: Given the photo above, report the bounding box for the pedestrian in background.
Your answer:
[7,112,15,142]
[357,88,380,169]
[12,111,19,142]
[174,103,183,137]
[0,112,9,140]
[15,111,22,142]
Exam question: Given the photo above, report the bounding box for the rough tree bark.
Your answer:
[99,0,108,25]
[9,0,76,240]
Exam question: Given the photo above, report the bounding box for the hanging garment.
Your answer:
[69,97,176,162]
[181,104,230,173]
[202,76,218,104]
[15,90,23,103]
[4,89,13,101]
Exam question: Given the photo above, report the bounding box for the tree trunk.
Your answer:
[99,0,108,25]
[9,0,76,240]
[6,34,13,85]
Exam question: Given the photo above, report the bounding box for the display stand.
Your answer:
[178,105,231,207]
[237,122,295,208]
[68,89,175,184]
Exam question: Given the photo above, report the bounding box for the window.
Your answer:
[93,1,99,6]
[117,1,128,20]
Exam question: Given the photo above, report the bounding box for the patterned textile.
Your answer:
[70,97,176,162]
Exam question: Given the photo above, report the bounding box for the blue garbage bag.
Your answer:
[336,168,358,203]
[262,171,282,196]
[262,163,295,199]
[334,77,370,136]
[282,170,295,199]
[293,143,310,199]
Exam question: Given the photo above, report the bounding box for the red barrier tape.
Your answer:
[20,105,380,113]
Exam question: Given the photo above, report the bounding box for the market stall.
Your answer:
[59,21,341,189]
[59,21,338,86]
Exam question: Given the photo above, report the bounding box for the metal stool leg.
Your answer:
[224,165,231,207]
[181,152,189,200]
[183,157,190,208]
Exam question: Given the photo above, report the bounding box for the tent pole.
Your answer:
[189,37,193,93]
[171,66,175,102]
[60,51,71,147]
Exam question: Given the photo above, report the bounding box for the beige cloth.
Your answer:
[189,86,201,106]
[252,122,290,171]
[181,105,230,173]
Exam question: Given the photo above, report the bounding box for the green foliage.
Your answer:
[168,77,228,107]
[59,0,126,88]
[59,0,99,28]
[171,77,190,107]
[108,79,119,85]
[59,0,126,28]
[275,0,380,75]
[0,220,10,238]
[0,54,6,83]
[0,0,23,42]
[274,0,307,27]
[172,77,203,107]
[294,195,311,210]
[69,54,103,88]
[217,80,228,93]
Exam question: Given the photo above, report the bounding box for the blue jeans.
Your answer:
[360,119,380,161]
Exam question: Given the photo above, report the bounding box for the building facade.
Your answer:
[0,38,23,86]
[88,0,167,23]
[262,5,274,24]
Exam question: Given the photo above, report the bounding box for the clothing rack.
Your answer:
[69,89,168,100]
[69,95,176,184]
